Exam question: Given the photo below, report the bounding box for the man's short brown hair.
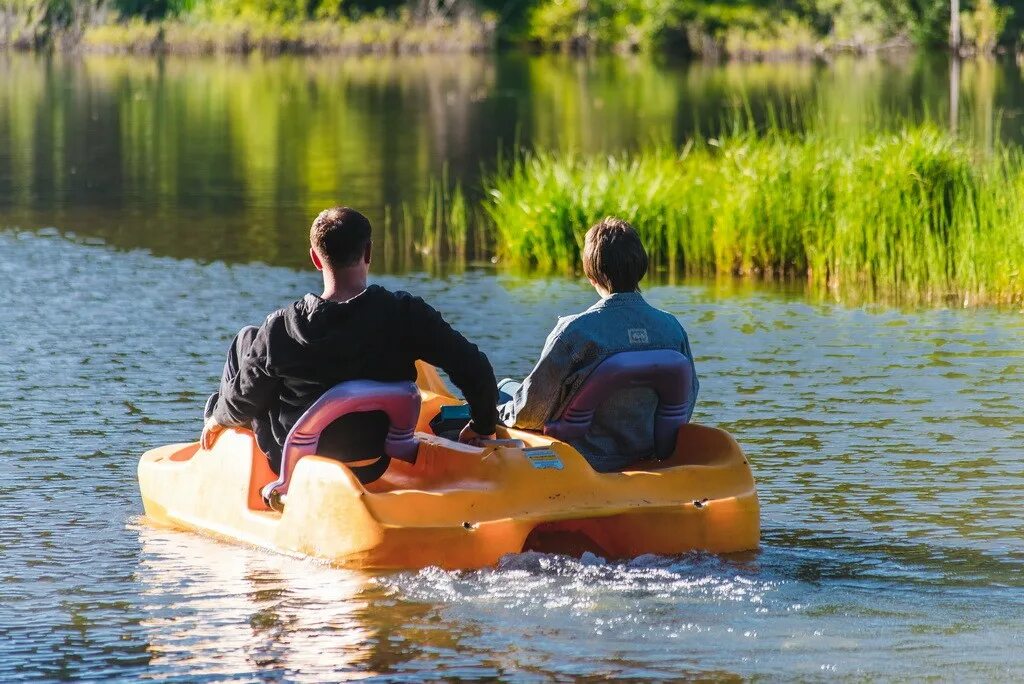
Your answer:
[310,207,372,268]
[582,217,649,293]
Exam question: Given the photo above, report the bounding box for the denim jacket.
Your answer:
[498,292,699,472]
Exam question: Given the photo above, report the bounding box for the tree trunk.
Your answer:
[949,0,961,53]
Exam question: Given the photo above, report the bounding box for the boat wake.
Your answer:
[374,550,779,611]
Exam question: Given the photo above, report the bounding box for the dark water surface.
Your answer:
[1,52,1023,680]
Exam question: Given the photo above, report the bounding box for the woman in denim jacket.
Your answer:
[498,218,699,472]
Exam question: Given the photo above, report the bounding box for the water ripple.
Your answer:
[0,231,1022,680]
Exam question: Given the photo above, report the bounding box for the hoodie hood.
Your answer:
[283,286,386,347]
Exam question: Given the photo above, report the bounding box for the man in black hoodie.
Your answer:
[200,206,498,473]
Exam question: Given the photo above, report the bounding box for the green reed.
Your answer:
[77,16,495,55]
[384,170,476,272]
[484,125,1024,305]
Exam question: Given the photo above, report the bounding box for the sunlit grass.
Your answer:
[389,169,482,268]
[80,15,495,55]
[483,125,1024,305]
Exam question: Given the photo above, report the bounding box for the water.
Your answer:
[1,52,1023,268]
[1,52,1024,680]
[1,230,1021,679]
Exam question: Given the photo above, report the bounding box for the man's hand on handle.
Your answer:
[201,416,226,450]
[458,424,496,446]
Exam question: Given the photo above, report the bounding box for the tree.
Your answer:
[950,0,959,50]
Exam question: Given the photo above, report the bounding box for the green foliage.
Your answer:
[526,0,682,52]
[80,13,493,53]
[0,0,104,47]
[721,14,819,57]
[111,0,191,19]
[961,0,1013,53]
[2,0,1020,54]
[874,0,947,46]
[521,0,997,55]
[482,126,1024,304]
[188,0,344,22]
[808,0,891,44]
[524,0,816,53]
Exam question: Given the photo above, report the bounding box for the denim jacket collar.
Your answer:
[586,291,644,312]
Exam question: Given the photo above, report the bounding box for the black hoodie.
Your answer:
[212,285,498,470]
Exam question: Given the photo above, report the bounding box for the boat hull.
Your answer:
[138,411,760,570]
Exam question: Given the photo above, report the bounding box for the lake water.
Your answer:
[2,51,1023,269]
[1,52,1023,680]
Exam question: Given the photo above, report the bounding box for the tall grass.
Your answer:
[382,172,484,272]
[80,15,495,55]
[484,125,1024,305]
[2,0,497,54]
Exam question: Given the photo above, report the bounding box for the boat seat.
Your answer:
[261,380,421,507]
[544,349,695,460]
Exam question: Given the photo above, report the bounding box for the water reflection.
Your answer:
[138,525,379,679]
[960,57,1003,150]
[1,52,1021,271]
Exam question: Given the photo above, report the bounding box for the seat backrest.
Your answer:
[543,350,695,459]
[261,380,420,505]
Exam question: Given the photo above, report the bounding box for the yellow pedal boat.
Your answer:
[138,357,759,570]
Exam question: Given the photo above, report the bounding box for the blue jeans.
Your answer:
[497,378,521,406]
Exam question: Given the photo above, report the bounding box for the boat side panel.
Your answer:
[524,491,760,558]
[362,428,756,530]
[138,431,371,559]
[276,457,386,559]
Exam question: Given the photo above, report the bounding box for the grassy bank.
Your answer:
[477,126,1024,305]
[80,15,493,55]
[0,1,495,55]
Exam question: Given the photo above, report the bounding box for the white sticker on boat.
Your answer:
[524,448,563,470]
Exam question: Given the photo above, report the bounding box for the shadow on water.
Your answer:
[759,527,1024,589]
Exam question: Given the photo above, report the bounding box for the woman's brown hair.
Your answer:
[582,217,649,293]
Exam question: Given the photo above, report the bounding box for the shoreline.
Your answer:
[4,17,1013,61]
[79,17,496,57]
